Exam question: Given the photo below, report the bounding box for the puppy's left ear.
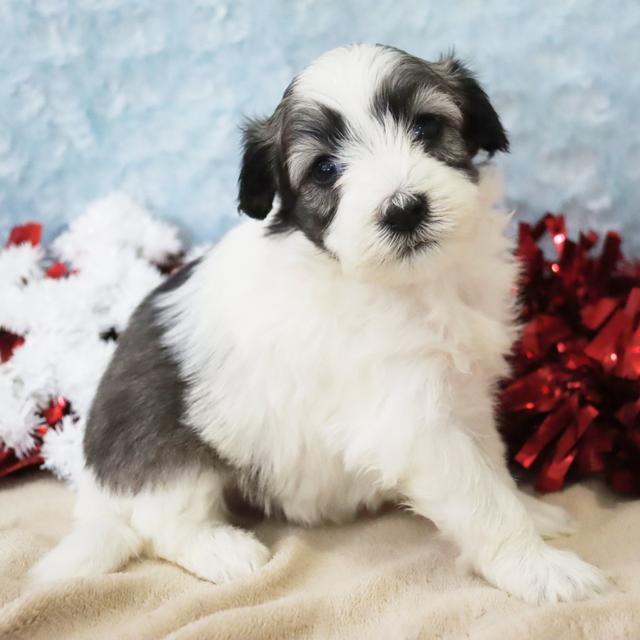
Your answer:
[441,57,509,158]
[238,117,277,219]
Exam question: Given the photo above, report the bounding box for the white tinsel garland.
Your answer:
[0,194,189,485]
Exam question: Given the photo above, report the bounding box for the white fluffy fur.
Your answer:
[30,46,608,604]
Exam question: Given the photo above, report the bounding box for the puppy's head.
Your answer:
[238,44,508,279]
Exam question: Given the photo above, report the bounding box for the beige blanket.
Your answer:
[0,474,639,640]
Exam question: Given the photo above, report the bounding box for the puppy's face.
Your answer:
[238,44,508,278]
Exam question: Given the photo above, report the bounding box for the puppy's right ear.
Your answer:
[238,118,277,219]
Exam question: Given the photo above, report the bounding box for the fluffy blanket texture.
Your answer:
[0,475,638,639]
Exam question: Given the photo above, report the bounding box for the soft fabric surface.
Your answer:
[0,475,639,639]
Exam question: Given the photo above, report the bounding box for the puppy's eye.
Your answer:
[310,156,339,185]
[411,114,442,143]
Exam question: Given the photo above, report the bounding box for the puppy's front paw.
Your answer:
[176,526,271,584]
[484,545,608,605]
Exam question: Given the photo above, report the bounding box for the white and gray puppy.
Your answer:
[30,44,607,604]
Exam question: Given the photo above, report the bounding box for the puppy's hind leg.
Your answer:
[28,472,143,586]
[131,469,271,584]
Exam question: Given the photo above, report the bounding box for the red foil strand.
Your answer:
[0,330,25,363]
[6,222,42,247]
[45,261,70,279]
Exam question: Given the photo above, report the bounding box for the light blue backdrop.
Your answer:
[1,1,639,249]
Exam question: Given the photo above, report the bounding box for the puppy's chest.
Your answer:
[228,296,459,523]
[244,446,392,525]
[189,240,512,518]
[268,279,498,373]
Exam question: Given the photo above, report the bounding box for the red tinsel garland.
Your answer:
[500,214,640,495]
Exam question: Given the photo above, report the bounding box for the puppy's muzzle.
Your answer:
[381,194,429,235]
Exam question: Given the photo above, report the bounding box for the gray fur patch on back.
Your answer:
[83,259,224,493]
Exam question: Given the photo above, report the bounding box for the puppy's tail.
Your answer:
[27,517,142,587]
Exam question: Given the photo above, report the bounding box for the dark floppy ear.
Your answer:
[443,57,509,157]
[237,118,277,219]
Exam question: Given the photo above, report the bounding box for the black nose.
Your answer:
[382,196,427,234]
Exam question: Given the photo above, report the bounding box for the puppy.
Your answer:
[29,44,607,604]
